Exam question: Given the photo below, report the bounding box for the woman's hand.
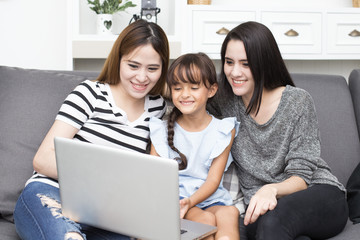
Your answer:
[244,184,278,225]
[243,176,307,225]
[179,198,191,219]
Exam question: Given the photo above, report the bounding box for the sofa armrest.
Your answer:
[349,69,360,137]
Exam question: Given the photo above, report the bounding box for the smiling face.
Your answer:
[171,81,216,117]
[118,43,162,100]
[224,39,255,105]
[170,66,217,118]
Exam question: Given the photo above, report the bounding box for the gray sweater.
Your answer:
[208,85,345,205]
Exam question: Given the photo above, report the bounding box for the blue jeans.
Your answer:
[14,182,131,240]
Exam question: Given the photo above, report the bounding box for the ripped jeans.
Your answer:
[14,182,131,240]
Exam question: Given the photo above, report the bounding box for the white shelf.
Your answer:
[72,34,181,59]
[70,0,183,62]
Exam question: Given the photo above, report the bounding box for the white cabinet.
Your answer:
[192,10,256,58]
[183,5,360,60]
[326,12,360,55]
[261,11,322,57]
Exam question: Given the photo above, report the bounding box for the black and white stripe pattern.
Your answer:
[26,80,166,187]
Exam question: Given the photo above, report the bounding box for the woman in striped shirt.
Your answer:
[14,19,169,240]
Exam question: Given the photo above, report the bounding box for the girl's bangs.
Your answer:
[170,63,202,86]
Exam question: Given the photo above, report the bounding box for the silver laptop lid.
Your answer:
[55,137,181,240]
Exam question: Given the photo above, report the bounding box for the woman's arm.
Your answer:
[150,143,160,156]
[181,128,236,217]
[33,120,79,179]
[244,175,307,226]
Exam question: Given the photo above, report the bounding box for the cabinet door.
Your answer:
[327,13,360,55]
[192,10,256,59]
[261,12,322,57]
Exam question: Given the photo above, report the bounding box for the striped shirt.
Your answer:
[27,80,167,187]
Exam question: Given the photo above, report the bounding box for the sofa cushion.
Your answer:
[327,220,360,239]
[0,66,98,222]
[291,73,360,186]
[0,218,20,240]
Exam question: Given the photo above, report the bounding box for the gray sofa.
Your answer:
[0,65,359,239]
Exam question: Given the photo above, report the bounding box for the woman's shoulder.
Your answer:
[146,95,167,117]
[285,85,312,98]
[147,94,165,105]
[74,80,104,93]
[283,85,316,113]
[284,85,314,104]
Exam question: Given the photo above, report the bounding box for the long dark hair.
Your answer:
[166,53,217,170]
[97,19,169,96]
[220,21,294,115]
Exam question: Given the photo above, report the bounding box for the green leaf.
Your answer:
[87,0,136,14]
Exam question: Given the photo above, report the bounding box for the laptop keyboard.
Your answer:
[181,229,188,235]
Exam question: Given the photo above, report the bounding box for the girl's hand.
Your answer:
[244,184,278,225]
[179,198,191,219]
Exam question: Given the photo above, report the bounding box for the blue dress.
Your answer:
[149,115,239,209]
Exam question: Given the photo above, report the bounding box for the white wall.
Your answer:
[0,0,70,70]
[0,0,358,74]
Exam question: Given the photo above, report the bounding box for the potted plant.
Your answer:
[87,0,137,34]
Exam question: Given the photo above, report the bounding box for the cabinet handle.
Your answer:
[284,29,299,37]
[216,27,230,35]
[349,29,360,37]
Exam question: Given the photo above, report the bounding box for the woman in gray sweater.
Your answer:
[207,21,348,240]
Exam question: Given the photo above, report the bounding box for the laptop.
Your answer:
[54,137,217,240]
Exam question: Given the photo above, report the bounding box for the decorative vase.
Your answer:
[97,14,113,35]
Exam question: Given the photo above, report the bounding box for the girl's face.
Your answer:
[171,78,217,118]
[119,44,162,100]
[224,39,255,104]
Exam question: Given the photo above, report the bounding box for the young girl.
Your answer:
[13,19,169,240]
[149,53,240,240]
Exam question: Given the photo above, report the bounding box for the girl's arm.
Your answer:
[182,128,236,217]
[33,120,79,179]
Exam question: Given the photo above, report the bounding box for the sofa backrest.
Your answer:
[349,69,360,138]
[291,73,360,186]
[0,66,99,222]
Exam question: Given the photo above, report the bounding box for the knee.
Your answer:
[258,212,281,230]
[190,211,216,226]
[216,206,240,219]
[226,206,240,218]
[65,232,85,240]
[256,211,284,237]
[200,211,217,226]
